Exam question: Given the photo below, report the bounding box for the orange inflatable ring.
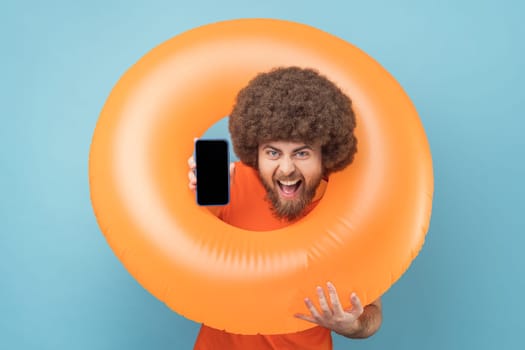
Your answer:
[89,19,433,334]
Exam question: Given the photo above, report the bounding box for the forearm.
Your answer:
[337,299,382,339]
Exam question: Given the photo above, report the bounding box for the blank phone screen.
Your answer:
[195,139,230,206]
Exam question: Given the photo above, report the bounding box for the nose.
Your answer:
[278,156,296,176]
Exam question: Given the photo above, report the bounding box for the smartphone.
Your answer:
[195,139,230,206]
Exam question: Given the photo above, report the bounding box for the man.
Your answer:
[188,67,382,349]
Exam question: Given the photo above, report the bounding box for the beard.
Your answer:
[259,171,322,221]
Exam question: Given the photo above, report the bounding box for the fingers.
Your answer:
[229,162,235,187]
[304,297,322,322]
[188,156,196,169]
[295,283,367,334]
[301,284,340,322]
[316,286,332,318]
[188,170,196,190]
[349,293,364,317]
[326,282,344,316]
[294,312,316,323]
[229,162,235,177]
[298,285,334,326]
[188,156,196,191]
[188,156,234,191]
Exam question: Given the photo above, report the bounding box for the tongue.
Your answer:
[281,184,297,194]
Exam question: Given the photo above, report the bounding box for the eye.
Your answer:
[266,150,280,159]
[295,150,310,159]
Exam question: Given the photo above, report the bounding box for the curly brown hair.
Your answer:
[229,66,357,176]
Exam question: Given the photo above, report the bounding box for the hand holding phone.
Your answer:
[193,139,230,206]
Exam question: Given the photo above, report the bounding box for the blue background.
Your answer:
[2,0,524,349]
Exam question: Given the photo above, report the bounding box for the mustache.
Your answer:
[274,172,302,182]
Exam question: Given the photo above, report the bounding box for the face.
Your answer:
[257,141,323,221]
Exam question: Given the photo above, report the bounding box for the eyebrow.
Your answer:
[262,145,313,153]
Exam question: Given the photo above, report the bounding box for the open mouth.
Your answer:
[277,179,302,198]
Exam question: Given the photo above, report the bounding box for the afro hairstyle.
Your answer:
[229,66,357,175]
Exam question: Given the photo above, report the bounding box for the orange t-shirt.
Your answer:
[193,162,332,350]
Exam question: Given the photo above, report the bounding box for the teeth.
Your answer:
[279,180,299,186]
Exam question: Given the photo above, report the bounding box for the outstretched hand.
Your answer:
[294,282,364,336]
[187,156,235,192]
